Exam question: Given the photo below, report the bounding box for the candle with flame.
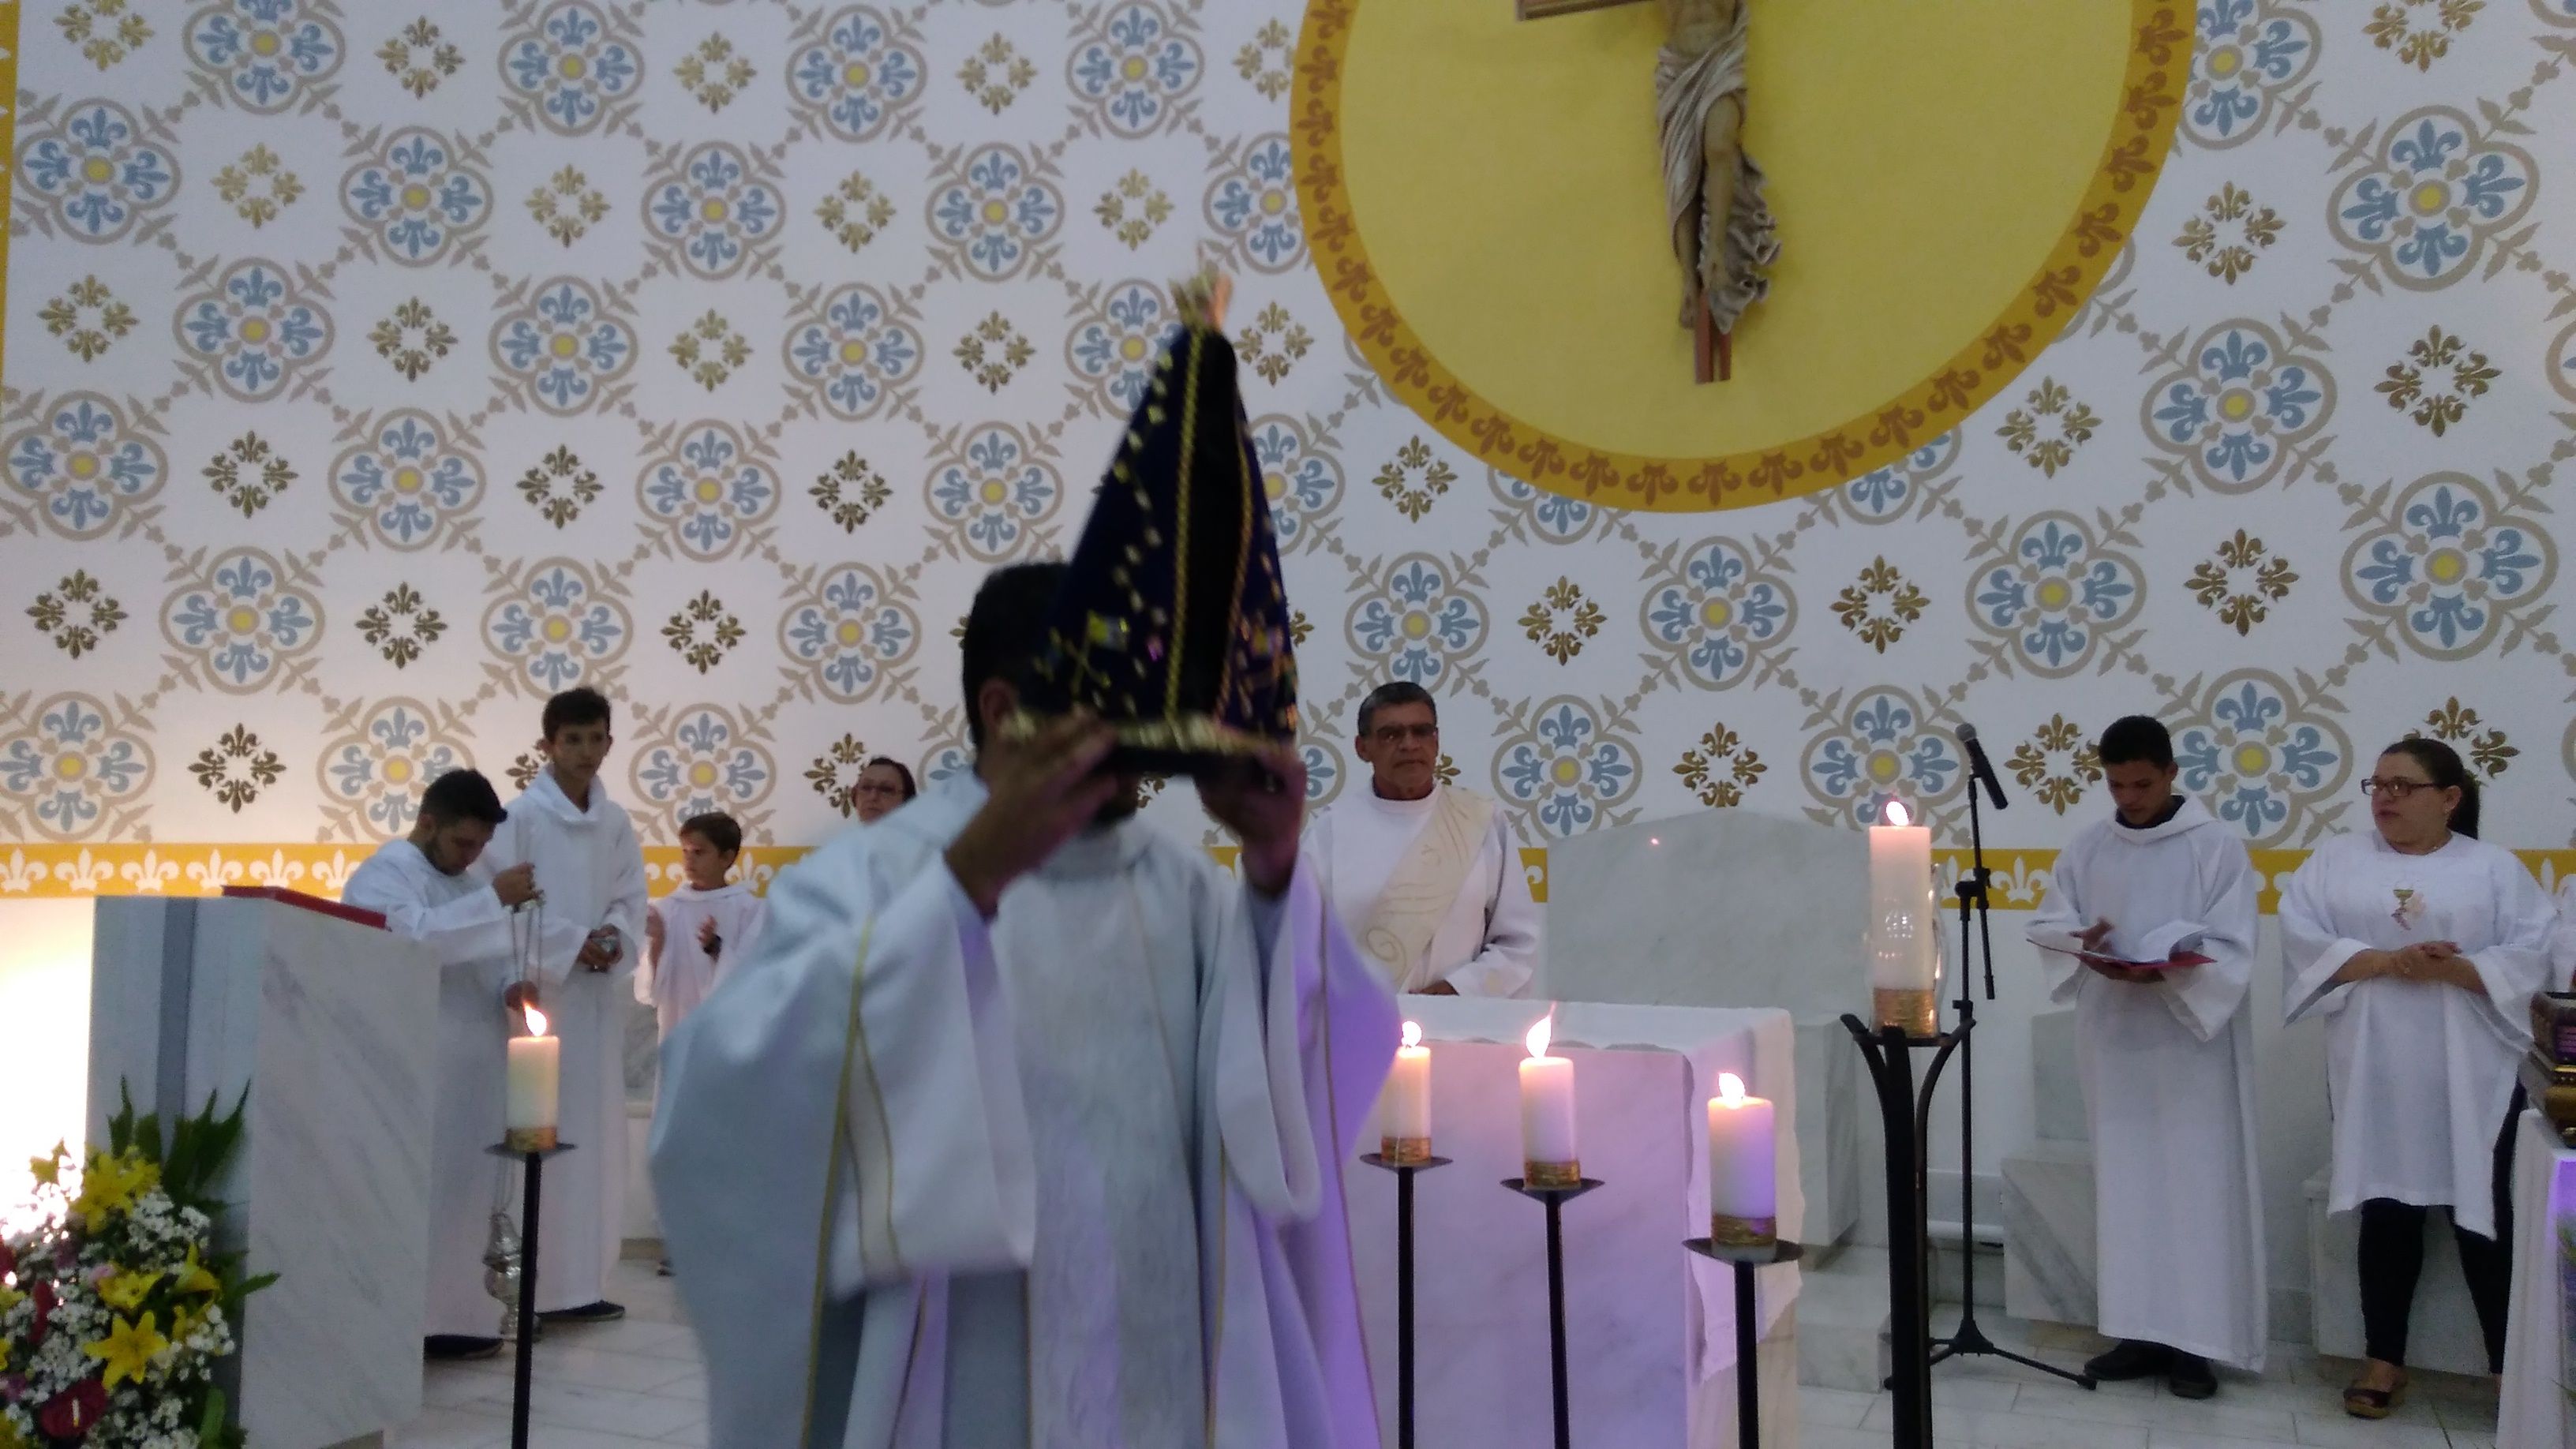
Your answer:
[505,1001,560,1151]
[1867,798,1940,1035]
[1381,1020,1432,1163]
[1518,1013,1578,1188]
[1706,1071,1777,1246]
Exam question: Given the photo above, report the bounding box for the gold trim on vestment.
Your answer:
[1169,330,1203,717]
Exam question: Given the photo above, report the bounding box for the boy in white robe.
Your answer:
[639,811,768,1043]
[650,562,1400,1449]
[2281,737,2555,1416]
[2027,716,2264,1397]
[480,686,650,1324]
[343,768,575,1360]
[1303,681,1540,998]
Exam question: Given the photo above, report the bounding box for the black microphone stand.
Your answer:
[1922,750,2094,1390]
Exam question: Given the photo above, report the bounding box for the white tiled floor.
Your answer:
[398,1264,2504,1447]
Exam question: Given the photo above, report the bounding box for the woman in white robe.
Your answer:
[2280,739,2556,1417]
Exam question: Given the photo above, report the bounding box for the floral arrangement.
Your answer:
[1,1091,275,1449]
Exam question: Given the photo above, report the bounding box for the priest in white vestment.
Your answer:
[2027,717,2263,1396]
[651,561,1400,1449]
[344,768,578,1358]
[1303,682,1538,997]
[2280,738,2555,1416]
[478,687,650,1323]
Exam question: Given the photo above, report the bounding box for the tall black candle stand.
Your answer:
[1683,1238,1803,1449]
[486,1141,574,1449]
[1361,1152,1451,1449]
[1841,1017,1959,1449]
[1503,1175,1603,1449]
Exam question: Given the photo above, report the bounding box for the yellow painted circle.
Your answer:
[251,30,282,57]
[225,605,259,634]
[1264,470,1288,500]
[1400,610,1431,640]
[980,199,1008,225]
[1867,751,1901,784]
[2218,389,2256,421]
[688,762,719,788]
[542,616,572,643]
[54,753,87,781]
[66,452,100,479]
[979,478,1008,504]
[2035,578,2072,610]
[702,198,728,223]
[401,184,432,211]
[393,466,425,493]
[561,54,587,80]
[1297,0,2183,511]
[2233,743,2271,776]
[694,477,724,504]
[1123,55,1149,81]
[83,157,114,184]
[2426,548,2466,585]
[549,333,579,358]
[2206,46,2241,79]
[383,757,414,784]
[2409,181,2449,215]
[238,317,271,345]
[1119,335,1148,361]
[838,339,868,365]
[1699,597,1732,630]
[844,62,871,88]
[835,620,864,647]
[1550,757,1581,786]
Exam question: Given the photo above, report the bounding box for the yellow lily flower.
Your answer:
[168,1299,206,1348]
[71,1151,159,1229]
[28,1141,66,1185]
[174,1243,221,1297]
[95,1265,163,1313]
[83,1309,170,1390]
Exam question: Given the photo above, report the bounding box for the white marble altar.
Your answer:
[1544,809,1866,1248]
[1347,997,1800,1448]
[2001,1009,2095,1326]
[2499,1110,2574,1447]
[89,895,436,1449]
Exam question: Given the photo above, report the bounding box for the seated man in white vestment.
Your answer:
[650,562,1400,1449]
[2026,716,2265,1399]
[342,767,563,1361]
[1302,682,1539,997]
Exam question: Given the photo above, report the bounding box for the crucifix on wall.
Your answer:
[1518,0,1777,384]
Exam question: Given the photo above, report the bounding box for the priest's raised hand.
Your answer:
[942,712,1120,918]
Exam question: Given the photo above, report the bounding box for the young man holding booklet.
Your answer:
[2026,715,2267,1398]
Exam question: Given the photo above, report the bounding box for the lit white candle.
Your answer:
[1518,1013,1578,1187]
[1867,799,1940,1035]
[1381,1020,1432,1162]
[1706,1071,1777,1246]
[505,1002,560,1151]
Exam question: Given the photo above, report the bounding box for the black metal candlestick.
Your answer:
[1361,1152,1451,1449]
[485,1141,573,1449]
[1503,1175,1602,1449]
[1683,1238,1804,1449]
[1842,1017,1955,1449]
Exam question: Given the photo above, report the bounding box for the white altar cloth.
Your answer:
[2499,1109,2574,1447]
[1346,997,1801,1448]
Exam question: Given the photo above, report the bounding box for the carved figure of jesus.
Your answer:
[1655,0,1775,380]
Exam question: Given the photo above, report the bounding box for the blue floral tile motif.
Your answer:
[790,6,924,143]
[780,564,919,704]
[2170,670,2349,845]
[2540,0,2576,26]
[1065,280,1174,417]
[1489,468,1600,545]
[927,425,1060,563]
[1346,554,1488,686]
[159,548,323,695]
[489,277,636,415]
[1492,697,1641,838]
[5,392,169,540]
[1246,415,1342,552]
[2141,320,2331,494]
[2340,471,2555,661]
[175,259,335,403]
[481,559,629,697]
[1638,536,1795,691]
[185,0,343,114]
[1,694,152,841]
[930,144,1061,280]
[339,129,492,265]
[1300,739,1343,809]
[1799,687,1962,829]
[329,410,483,551]
[1967,512,2145,678]
[647,143,782,281]
[639,423,778,560]
[2328,107,2536,290]
[1205,133,1301,275]
[923,743,973,788]
[1840,432,1959,524]
[1069,1,1202,137]
[634,707,773,831]
[319,699,466,839]
[16,100,179,242]
[784,283,921,421]
[500,1,642,136]
[2180,0,2318,150]
[2552,318,2576,410]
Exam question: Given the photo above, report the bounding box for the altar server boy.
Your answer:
[640,811,767,1041]
[2027,715,2265,1397]
[483,685,650,1324]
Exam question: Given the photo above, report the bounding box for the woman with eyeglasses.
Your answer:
[2279,738,2556,1418]
[848,756,918,823]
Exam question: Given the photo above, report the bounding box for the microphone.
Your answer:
[1956,723,2009,811]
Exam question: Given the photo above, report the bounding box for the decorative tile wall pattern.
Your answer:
[6,0,2576,899]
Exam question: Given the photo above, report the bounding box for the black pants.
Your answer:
[2355,1086,2526,1371]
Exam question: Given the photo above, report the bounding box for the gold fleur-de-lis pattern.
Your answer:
[8,0,2576,902]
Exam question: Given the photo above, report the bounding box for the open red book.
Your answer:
[2032,938,2211,972]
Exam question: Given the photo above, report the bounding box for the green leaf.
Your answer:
[197,1386,229,1445]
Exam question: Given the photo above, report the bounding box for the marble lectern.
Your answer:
[88,893,436,1449]
[1544,810,1867,1248]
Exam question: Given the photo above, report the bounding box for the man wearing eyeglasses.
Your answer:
[1301,681,1540,997]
